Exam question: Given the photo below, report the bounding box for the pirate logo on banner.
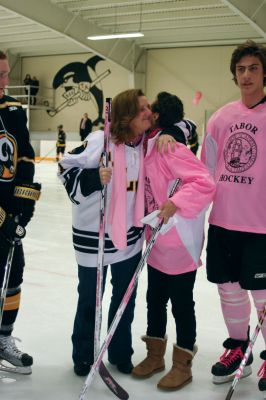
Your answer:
[48,55,111,127]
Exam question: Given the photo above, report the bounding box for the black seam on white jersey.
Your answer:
[63,167,81,204]
[73,226,144,254]
[73,245,116,254]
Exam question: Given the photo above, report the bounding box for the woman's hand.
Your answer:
[158,200,178,224]
[156,134,177,154]
[99,167,112,185]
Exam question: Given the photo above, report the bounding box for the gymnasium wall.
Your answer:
[21,53,132,135]
[146,45,240,138]
[20,45,243,145]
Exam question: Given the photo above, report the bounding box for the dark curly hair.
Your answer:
[0,51,7,60]
[230,40,266,86]
[151,91,184,128]
[110,89,145,144]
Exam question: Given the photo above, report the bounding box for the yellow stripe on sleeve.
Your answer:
[4,292,21,311]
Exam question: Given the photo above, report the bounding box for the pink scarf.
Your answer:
[109,142,144,250]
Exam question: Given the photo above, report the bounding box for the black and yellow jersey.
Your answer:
[0,95,35,213]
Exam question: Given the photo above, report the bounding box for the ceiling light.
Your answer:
[87,32,144,40]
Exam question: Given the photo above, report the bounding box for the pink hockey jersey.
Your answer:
[201,99,266,233]
[144,134,215,275]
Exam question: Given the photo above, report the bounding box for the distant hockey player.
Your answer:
[56,124,66,162]
[0,50,41,374]
[201,40,266,395]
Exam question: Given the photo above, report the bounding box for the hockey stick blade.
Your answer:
[99,362,129,400]
[225,387,234,400]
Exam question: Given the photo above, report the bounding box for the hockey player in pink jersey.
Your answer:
[132,91,215,390]
[201,40,266,396]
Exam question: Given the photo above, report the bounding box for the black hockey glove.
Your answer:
[13,182,41,227]
[0,206,26,241]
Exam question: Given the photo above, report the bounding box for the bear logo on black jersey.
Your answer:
[0,132,17,181]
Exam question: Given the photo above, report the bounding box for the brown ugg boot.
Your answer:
[132,336,167,378]
[157,344,197,390]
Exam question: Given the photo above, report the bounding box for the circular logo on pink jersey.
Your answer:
[224,132,257,173]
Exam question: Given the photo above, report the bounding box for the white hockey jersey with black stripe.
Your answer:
[59,130,144,268]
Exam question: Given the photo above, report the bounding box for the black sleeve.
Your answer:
[15,107,35,184]
[187,125,198,145]
[187,124,199,155]
[79,168,102,196]
[159,126,187,145]
[61,166,102,204]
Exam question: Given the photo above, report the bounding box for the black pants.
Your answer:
[206,224,266,289]
[72,251,141,365]
[0,237,25,334]
[146,265,197,351]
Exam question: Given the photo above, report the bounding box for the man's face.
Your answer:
[0,58,10,99]
[235,55,265,98]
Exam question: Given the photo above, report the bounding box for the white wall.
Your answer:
[146,45,241,138]
[20,45,253,140]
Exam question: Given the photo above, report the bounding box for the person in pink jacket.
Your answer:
[132,91,215,390]
[201,40,266,395]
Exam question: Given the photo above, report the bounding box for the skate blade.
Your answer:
[212,365,252,384]
[0,359,32,375]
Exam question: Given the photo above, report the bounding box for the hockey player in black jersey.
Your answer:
[56,124,66,162]
[0,50,41,374]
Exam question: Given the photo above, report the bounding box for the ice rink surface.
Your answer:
[0,162,264,400]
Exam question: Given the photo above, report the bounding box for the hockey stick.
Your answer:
[94,98,127,399]
[36,145,56,163]
[0,241,15,328]
[94,98,112,360]
[99,362,129,399]
[79,179,181,400]
[225,303,266,400]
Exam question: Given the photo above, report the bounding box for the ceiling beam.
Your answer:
[221,0,266,40]
[0,0,142,71]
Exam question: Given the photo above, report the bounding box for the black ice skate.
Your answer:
[258,350,266,399]
[212,338,253,384]
[0,335,33,374]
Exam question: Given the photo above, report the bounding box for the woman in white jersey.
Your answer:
[59,89,152,376]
